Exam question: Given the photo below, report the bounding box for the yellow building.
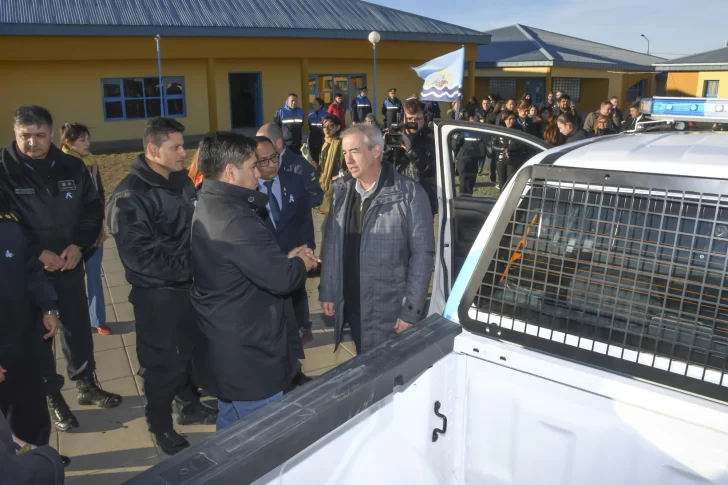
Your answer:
[475,24,665,114]
[655,47,728,97]
[0,0,489,147]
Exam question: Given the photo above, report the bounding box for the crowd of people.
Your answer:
[0,91,438,482]
[450,90,648,193]
[0,84,646,482]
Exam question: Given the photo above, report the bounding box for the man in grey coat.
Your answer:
[319,124,435,354]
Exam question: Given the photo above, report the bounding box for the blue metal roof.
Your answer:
[0,0,490,44]
[655,47,728,71]
[477,24,664,70]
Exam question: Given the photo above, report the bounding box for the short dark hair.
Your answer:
[198,131,257,180]
[60,122,90,147]
[404,98,424,115]
[287,93,298,98]
[506,98,517,105]
[322,114,342,129]
[610,95,619,101]
[500,109,516,123]
[630,100,641,109]
[335,92,343,98]
[314,97,324,106]
[143,117,185,149]
[602,100,613,108]
[559,94,571,102]
[558,111,578,127]
[539,105,553,116]
[14,105,53,130]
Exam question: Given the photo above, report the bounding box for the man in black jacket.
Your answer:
[0,106,120,433]
[190,132,319,431]
[383,99,438,215]
[106,118,217,455]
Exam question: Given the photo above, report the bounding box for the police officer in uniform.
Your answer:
[351,87,373,124]
[0,191,69,479]
[453,131,485,195]
[307,97,327,166]
[0,106,121,433]
[106,118,217,456]
[381,88,404,127]
[274,93,306,155]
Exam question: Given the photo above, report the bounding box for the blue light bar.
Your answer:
[640,97,728,121]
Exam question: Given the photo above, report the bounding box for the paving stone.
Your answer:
[106,305,117,323]
[92,333,124,352]
[126,345,140,376]
[94,348,133,383]
[109,284,131,304]
[102,259,125,274]
[114,302,135,322]
[104,271,129,288]
[121,330,136,347]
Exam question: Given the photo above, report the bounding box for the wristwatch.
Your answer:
[44,310,59,317]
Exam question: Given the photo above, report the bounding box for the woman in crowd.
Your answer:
[542,116,561,146]
[594,114,618,136]
[558,111,591,144]
[187,148,204,189]
[465,96,479,118]
[60,123,111,335]
[492,110,528,190]
[488,100,504,125]
[515,101,541,137]
[318,115,344,215]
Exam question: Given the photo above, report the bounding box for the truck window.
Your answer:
[463,166,728,401]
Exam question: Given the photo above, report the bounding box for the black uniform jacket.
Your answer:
[105,155,196,289]
[0,143,103,272]
[190,180,308,402]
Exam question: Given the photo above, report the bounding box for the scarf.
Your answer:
[318,135,343,214]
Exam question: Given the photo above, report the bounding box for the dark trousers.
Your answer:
[0,352,51,446]
[496,159,519,189]
[489,157,497,183]
[130,287,199,433]
[45,269,96,385]
[344,307,362,355]
[456,158,478,195]
[292,285,312,332]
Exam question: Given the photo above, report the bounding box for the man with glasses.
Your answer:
[255,136,315,356]
[383,99,438,215]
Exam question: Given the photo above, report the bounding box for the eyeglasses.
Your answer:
[257,153,279,167]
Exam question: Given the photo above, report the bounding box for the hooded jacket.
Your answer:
[105,155,197,289]
[273,103,305,151]
[0,142,103,272]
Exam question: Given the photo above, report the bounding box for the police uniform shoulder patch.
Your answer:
[58,180,77,191]
[0,212,19,222]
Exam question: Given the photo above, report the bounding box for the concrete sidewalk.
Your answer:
[52,212,355,484]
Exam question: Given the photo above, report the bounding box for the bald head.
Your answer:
[256,123,284,152]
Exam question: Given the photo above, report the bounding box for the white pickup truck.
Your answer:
[128,98,728,485]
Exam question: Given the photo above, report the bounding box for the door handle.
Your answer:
[432,400,447,442]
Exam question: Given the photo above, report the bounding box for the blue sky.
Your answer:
[367,0,728,60]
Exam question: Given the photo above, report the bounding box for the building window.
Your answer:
[489,78,516,101]
[704,80,719,98]
[101,77,186,121]
[626,79,646,103]
[552,78,581,102]
[308,74,366,110]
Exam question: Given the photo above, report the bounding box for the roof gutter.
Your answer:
[476,60,658,71]
[0,24,492,45]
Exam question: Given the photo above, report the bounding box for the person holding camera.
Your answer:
[382,99,438,215]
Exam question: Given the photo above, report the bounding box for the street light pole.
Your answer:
[368,31,381,120]
[155,34,165,116]
[641,34,650,56]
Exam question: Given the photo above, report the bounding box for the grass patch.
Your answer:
[98,149,197,194]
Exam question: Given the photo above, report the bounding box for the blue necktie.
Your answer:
[264,180,282,226]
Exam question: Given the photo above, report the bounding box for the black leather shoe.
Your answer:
[152,430,190,456]
[291,370,312,387]
[47,392,80,432]
[172,400,218,426]
[76,373,122,408]
[61,455,71,467]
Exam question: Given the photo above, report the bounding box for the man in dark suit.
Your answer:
[256,123,323,210]
[255,136,315,348]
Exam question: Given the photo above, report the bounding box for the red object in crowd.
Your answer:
[327,103,347,129]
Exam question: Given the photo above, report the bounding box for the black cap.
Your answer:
[360,86,368,91]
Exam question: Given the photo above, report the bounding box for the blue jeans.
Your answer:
[84,245,106,328]
[477,158,485,173]
[216,392,283,431]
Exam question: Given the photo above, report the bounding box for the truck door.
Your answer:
[428,120,550,316]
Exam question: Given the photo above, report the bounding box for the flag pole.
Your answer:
[456,45,465,120]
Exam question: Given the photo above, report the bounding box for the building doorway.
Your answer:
[229,73,262,129]
[523,78,546,106]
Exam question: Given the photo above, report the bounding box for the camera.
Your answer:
[385,122,418,149]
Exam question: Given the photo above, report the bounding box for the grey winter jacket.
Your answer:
[319,162,435,353]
